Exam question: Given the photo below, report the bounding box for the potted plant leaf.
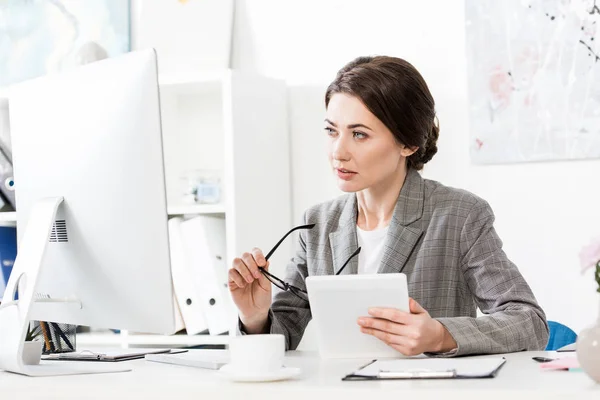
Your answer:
[25,322,41,342]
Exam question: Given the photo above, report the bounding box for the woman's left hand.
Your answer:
[357,297,457,356]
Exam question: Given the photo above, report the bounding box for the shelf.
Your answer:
[76,332,230,348]
[167,204,225,216]
[0,207,224,221]
[0,211,16,222]
[159,71,226,86]
[158,71,227,95]
[0,86,10,101]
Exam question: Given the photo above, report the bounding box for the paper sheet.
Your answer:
[354,357,506,378]
[540,357,580,370]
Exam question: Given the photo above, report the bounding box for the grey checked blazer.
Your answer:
[267,168,549,356]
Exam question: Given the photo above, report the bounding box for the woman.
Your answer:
[228,56,549,356]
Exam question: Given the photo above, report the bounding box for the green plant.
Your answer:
[580,238,600,293]
[25,322,41,342]
[596,262,600,294]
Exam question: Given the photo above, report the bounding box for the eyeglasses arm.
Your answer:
[264,223,315,261]
[335,247,362,275]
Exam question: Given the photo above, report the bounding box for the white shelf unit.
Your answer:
[167,204,227,216]
[77,332,230,349]
[0,206,224,221]
[3,70,293,348]
[129,69,292,347]
[159,69,292,270]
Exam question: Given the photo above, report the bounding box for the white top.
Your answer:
[2,350,594,398]
[356,225,389,274]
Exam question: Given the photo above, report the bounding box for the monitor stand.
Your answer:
[0,197,130,376]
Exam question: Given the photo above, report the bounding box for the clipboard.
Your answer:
[342,357,507,381]
[42,349,188,362]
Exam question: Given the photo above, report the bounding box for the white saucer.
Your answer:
[219,364,302,382]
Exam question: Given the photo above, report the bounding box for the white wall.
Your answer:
[231,0,600,333]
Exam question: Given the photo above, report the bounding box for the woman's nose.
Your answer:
[332,136,351,161]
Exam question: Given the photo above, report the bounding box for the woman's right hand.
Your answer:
[228,247,272,333]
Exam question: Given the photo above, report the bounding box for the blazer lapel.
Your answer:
[377,169,425,274]
[328,195,359,275]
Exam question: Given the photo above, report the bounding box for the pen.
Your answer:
[357,360,377,370]
[50,322,74,351]
[532,357,555,363]
[378,369,456,379]
[49,323,62,352]
[39,322,54,353]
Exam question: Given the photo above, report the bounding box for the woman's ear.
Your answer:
[400,145,419,158]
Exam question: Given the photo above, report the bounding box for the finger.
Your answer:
[241,252,262,280]
[368,307,412,324]
[234,256,255,283]
[360,326,418,351]
[251,248,269,270]
[228,268,246,289]
[357,316,414,337]
[255,265,271,288]
[359,326,395,345]
[409,298,427,315]
[251,248,270,283]
[245,252,265,282]
[388,342,422,357]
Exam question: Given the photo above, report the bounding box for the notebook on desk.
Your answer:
[42,348,187,362]
[342,357,507,380]
[145,349,229,370]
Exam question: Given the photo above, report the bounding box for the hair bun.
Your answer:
[420,117,439,165]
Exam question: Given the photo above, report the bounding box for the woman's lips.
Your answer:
[336,168,357,180]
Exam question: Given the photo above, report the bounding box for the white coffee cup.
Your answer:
[229,334,285,374]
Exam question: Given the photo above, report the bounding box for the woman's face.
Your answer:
[325,93,415,193]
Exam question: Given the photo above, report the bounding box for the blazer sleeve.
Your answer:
[432,199,549,357]
[266,214,312,350]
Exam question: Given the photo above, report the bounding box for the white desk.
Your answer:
[0,351,597,399]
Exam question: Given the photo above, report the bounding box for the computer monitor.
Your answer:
[0,49,177,376]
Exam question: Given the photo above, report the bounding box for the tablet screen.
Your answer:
[305,273,409,359]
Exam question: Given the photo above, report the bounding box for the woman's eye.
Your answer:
[324,127,336,135]
[353,131,367,139]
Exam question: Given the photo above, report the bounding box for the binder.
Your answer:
[0,267,5,301]
[0,100,13,211]
[179,215,233,335]
[0,226,17,301]
[172,288,186,333]
[0,146,15,210]
[168,217,209,335]
[342,357,506,380]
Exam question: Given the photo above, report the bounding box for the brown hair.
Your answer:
[325,56,439,171]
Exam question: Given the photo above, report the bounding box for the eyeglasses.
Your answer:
[259,224,361,301]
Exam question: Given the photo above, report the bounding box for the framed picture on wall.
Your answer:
[465,0,600,164]
[0,0,131,87]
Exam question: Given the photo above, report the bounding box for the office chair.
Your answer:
[545,321,577,351]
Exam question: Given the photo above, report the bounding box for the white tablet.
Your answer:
[305,273,409,359]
